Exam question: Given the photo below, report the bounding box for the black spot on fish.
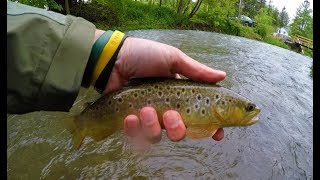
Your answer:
[201,109,206,115]
[108,100,112,105]
[134,93,138,98]
[181,88,185,92]
[159,87,163,91]
[229,99,232,102]
[147,100,151,105]
[176,103,180,109]
[141,91,145,95]
[195,104,199,109]
[191,89,195,94]
[197,94,202,100]
[147,88,152,92]
[177,91,181,97]
[215,94,219,99]
[154,85,158,89]
[158,91,162,97]
[129,103,133,108]
[186,108,191,114]
[186,98,190,103]
[206,98,210,105]
[166,86,170,90]
[221,101,225,105]
[165,97,170,103]
[115,107,119,112]
[118,98,123,103]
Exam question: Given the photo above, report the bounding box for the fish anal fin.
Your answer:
[186,124,220,140]
[63,116,86,150]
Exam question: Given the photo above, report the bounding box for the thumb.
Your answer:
[171,50,226,83]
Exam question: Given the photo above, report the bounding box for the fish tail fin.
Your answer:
[64,116,85,150]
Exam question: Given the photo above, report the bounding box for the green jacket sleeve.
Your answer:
[7,2,96,114]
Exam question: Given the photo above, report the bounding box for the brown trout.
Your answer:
[65,78,261,149]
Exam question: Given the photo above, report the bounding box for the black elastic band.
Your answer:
[94,36,128,93]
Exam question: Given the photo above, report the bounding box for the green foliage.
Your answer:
[14,0,304,55]
[279,8,289,27]
[11,0,63,11]
[302,47,313,58]
[71,0,125,27]
[268,5,280,27]
[289,0,313,39]
[253,8,274,39]
[263,35,289,49]
[241,0,265,18]
[238,25,261,40]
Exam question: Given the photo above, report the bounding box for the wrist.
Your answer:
[94,29,105,43]
[81,29,127,93]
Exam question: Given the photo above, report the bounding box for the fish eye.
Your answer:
[246,104,255,111]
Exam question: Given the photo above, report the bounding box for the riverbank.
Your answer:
[69,0,312,58]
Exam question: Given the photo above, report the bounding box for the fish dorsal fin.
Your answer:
[186,124,220,139]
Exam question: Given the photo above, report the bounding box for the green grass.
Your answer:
[263,35,289,49]
[302,47,313,58]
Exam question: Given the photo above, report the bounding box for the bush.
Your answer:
[71,0,125,27]
[302,47,313,58]
[238,25,262,40]
[263,35,289,49]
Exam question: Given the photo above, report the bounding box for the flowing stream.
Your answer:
[8,30,313,179]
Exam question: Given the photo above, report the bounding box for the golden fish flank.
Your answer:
[64,78,261,149]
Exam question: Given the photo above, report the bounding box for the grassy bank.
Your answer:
[78,1,293,51]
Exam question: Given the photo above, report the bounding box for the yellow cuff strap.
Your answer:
[91,30,125,85]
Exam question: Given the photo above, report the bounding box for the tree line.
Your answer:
[12,0,313,54]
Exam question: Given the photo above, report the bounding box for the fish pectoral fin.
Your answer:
[186,124,220,140]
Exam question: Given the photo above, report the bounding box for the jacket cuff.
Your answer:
[36,15,95,112]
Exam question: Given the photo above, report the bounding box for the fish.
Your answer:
[64,78,261,149]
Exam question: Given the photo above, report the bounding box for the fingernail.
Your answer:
[165,113,180,129]
[142,109,156,126]
[126,119,137,129]
[216,70,226,76]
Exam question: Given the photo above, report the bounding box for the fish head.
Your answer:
[213,94,261,127]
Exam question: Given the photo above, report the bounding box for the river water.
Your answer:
[7,30,313,179]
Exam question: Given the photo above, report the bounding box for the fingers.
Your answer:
[139,107,163,143]
[124,115,140,137]
[212,128,224,141]
[163,110,186,141]
[124,108,187,143]
[172,49,226,83]
[124,107,162,143]
[124,110,224,143]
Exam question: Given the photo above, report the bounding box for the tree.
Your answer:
[241,0,266,18]
[267,5,280,27]
[254,7,273,38]
[289,0,313,39]
[279,7,289,28]
[189,0,203,18]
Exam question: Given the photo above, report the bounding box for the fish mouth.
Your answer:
[247,115,259,125]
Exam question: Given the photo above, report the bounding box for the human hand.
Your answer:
[100,34,226,143]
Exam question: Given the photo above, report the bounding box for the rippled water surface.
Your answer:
[8,30,313,179]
